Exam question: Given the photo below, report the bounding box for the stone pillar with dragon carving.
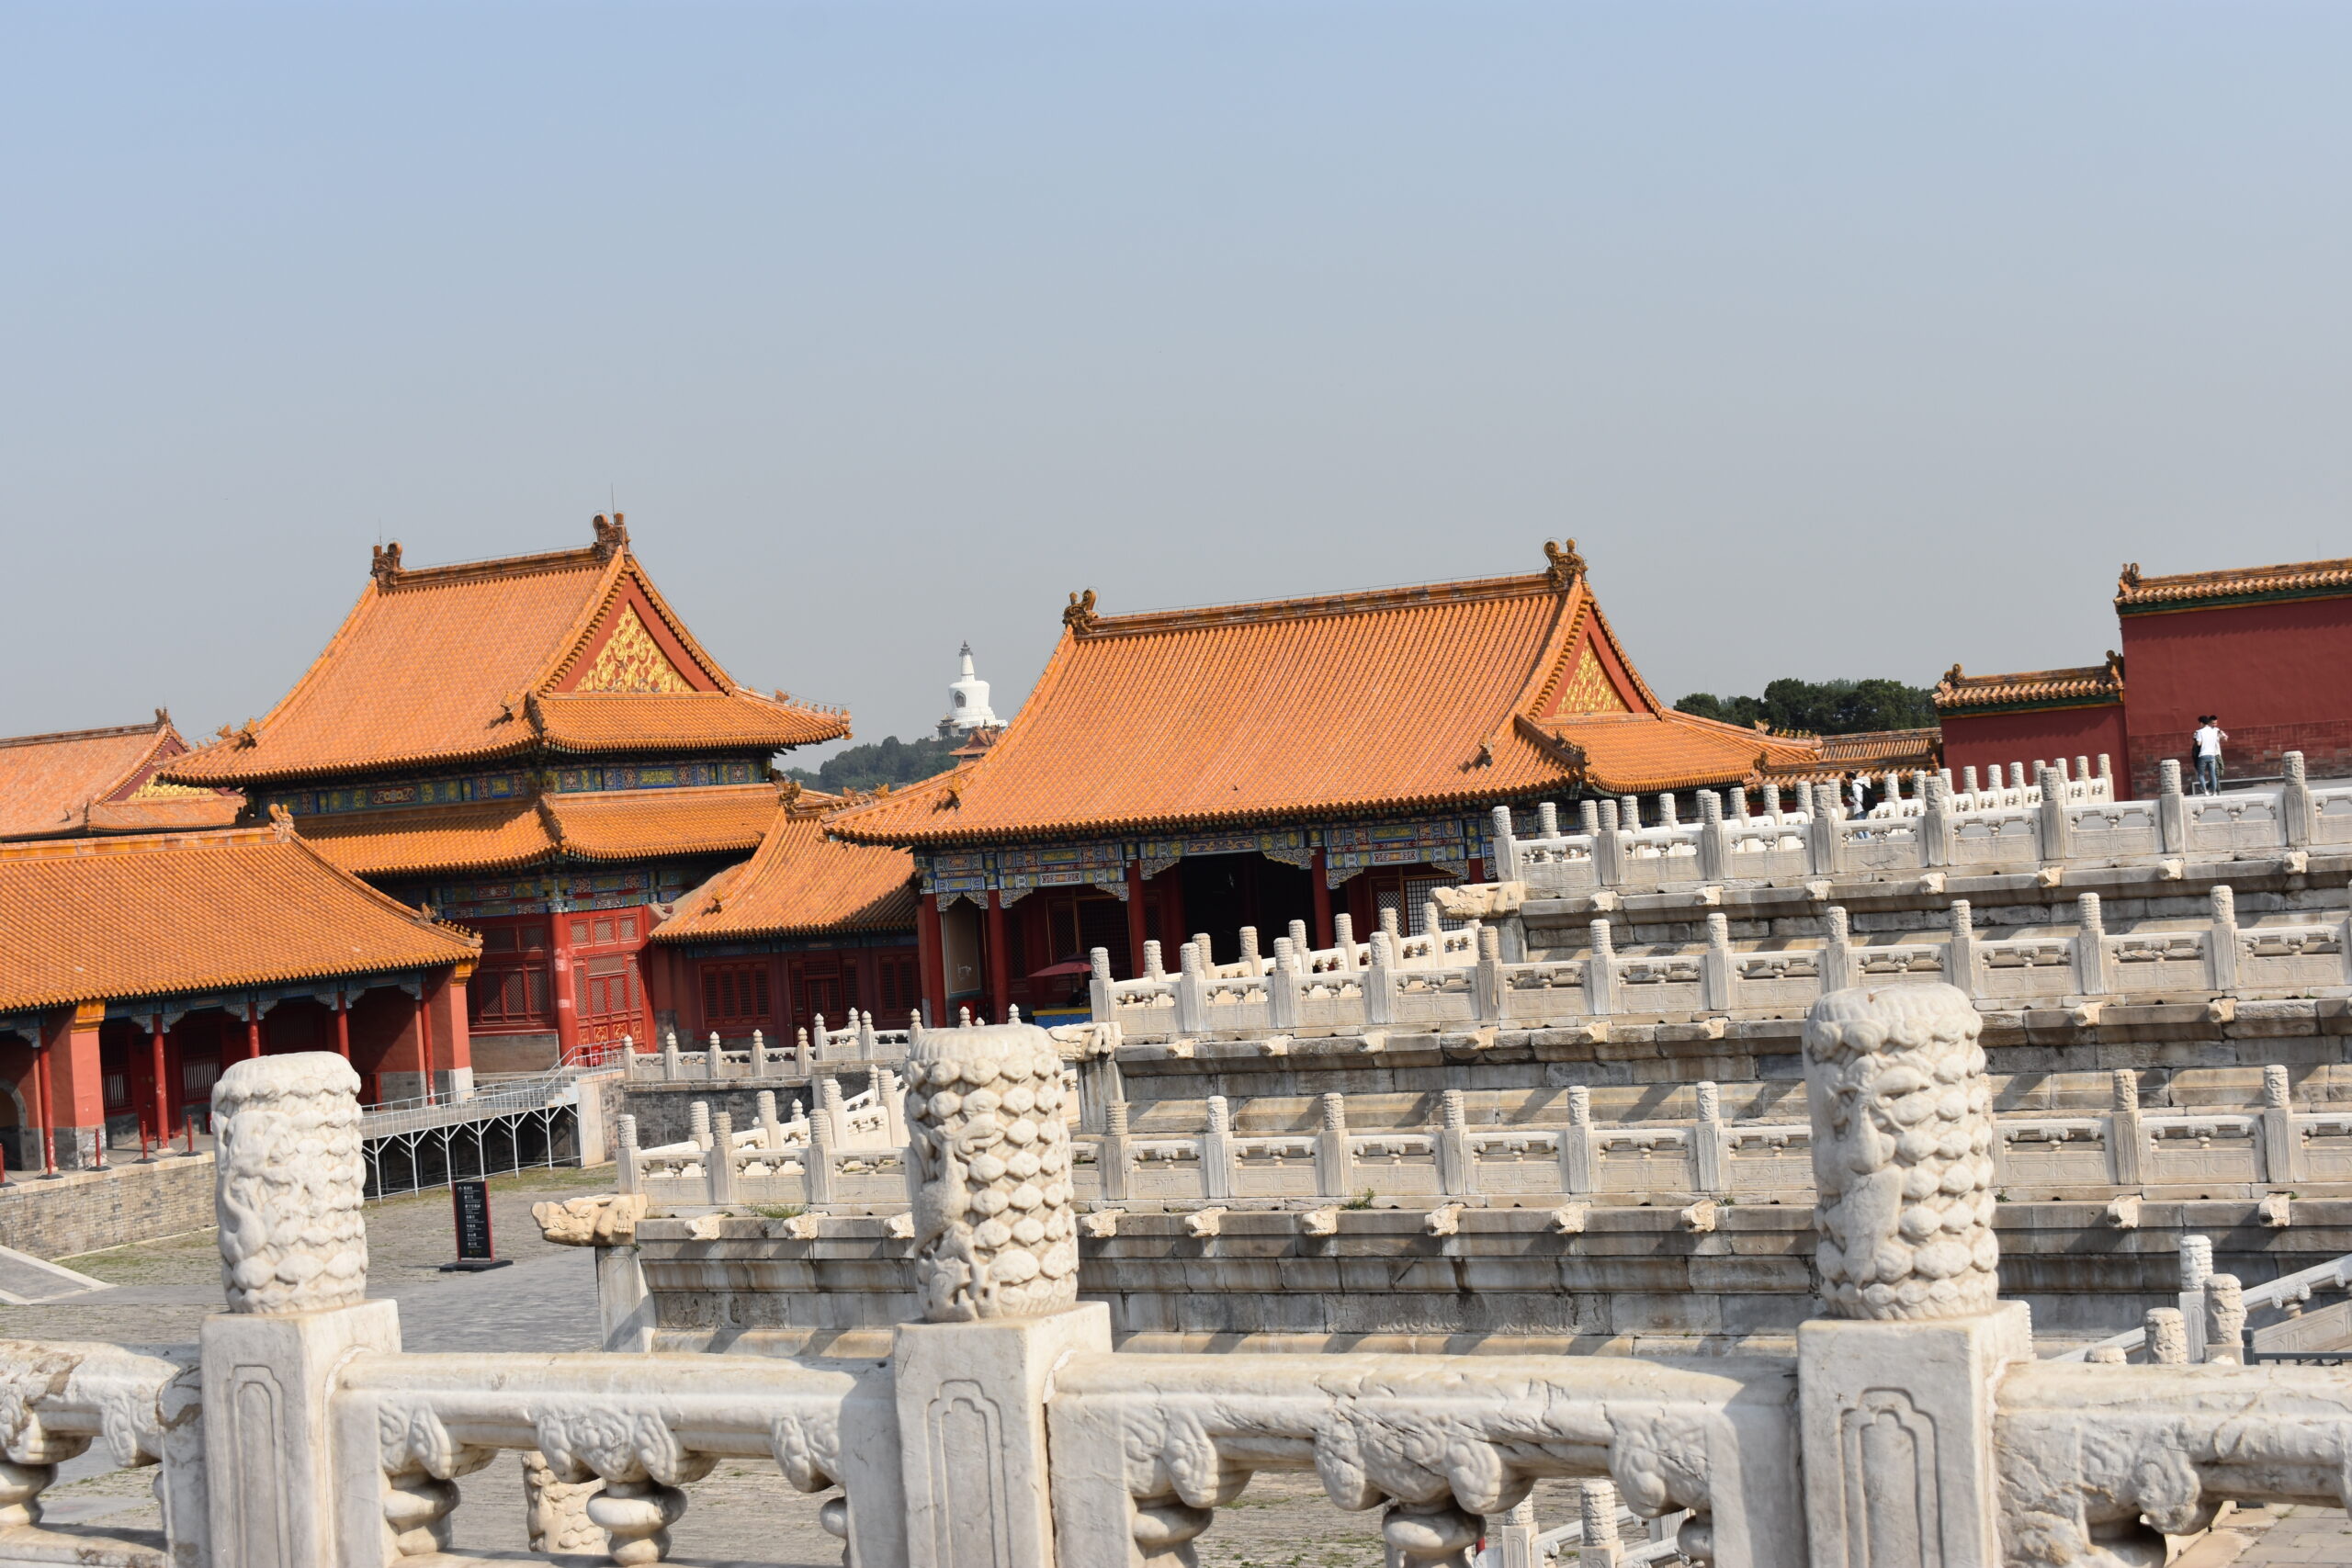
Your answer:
[1795,983,2027,1568]
[891,1021,1111,1568]
[199,1051,403,1568]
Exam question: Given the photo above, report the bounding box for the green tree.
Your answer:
[1673,678,1938,735]
[784,734,964,795]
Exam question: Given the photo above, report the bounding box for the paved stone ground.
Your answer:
[2199,1504,2352,1567]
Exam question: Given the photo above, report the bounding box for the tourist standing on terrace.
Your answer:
[2194,715,2228,795]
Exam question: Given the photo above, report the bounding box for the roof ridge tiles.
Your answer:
[0,719,167,750]
[1069,569,1564,639]
[379,545,610,589]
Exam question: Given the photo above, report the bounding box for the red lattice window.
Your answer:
[700,963,774,1032]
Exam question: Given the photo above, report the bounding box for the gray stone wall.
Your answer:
[0,1152,216,1260]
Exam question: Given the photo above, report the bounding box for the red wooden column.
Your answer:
[415,984,437,1106]
[334,991,352,1060]
[242,1000,264,1063]
[548,905,582,1062]
[43,1003,106,1170]
[1310,849,1335,948]
[30,1020,56,1175]
[1123,860,1148,979]
[984,890,1012,1024]
[916,894,948,1027]
[1158,866,1187,958]
[149,1015,170,1149]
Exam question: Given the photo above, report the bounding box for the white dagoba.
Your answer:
[938,643,1001,738]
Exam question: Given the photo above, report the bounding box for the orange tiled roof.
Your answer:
[531,692,841,755]
[161,517,848,787]
[2116,555,2352,612]
[0,822,479,1013]
[1934,656,2124,715]
[657,805,917,942]
[830,543,1812,845]
[550,784,781,863]
[0,715,241,841]
[298,784,786,879]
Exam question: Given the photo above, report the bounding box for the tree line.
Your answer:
[1672,678,1938,736]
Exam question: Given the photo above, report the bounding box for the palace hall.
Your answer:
[155,517,914,1078]
[827,542,1818,1027]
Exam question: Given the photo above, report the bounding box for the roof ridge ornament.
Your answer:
[266,803,297,840]
[1543,538,1586,590]
[2118,560,2143,593]
[371,541,403,588]
[593,513,628,561]
[1063,588,1100,634]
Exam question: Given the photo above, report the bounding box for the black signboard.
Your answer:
[439,1179,512,1272]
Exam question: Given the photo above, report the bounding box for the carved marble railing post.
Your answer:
[1818,906,1853,995]
[1558,1085,1597,1196]
[895,1021,1110,1568]
[1436,1089,1474,1197]
[802,1093,835,1210]
[1365,932,1397,1027]
[2201,1273,2247,1364]
[1099,1101,1133,1202]
[1484,1495,1542,1568]
[1270,939,1304,1031]
[795,1024,812,1077]
[1583,919,1618,1017]
[2037,764,2073,864]
[2072,893,2109,996]
[1696,787,1729,883]
[756,1090,781,1150]
[1175,942,1208,1036]
[1578,1478,1623,1567]
[1920,770,1954,868]
[662,1032,682,1081]
[1796,984,2025,1568]
[1945,900,1980,998]
[1690,1082,1726,1195]
[2259,1064,2304,1185]
[203,1052,401,1568]
[708,1112,737,1206]
[1089,946,1114,1020]
[705,1032,726,1081]
[688,1100,711,1152]
[1593,797,1623,886]
[753,1028,774,1076]
[616,1113,640,1195]
[2177,1234,2213,1365]
[1701,913,1734,1012]
[1805,784,1841,877]
[2104,1069,2143,1188]
[2281,750,2313,846]
[1473,926,1505,1021]
[1201,1096,1236,1201]
[2157,758,2188,852]
[1315,1092,1352,1201]
[2208,885,2241,992]
[1489,805,1519,882]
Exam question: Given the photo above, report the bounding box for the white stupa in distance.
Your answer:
[937,643,1001,739]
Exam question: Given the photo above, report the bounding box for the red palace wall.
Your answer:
[2120,596,2352,795]
[1939,704,2131,790]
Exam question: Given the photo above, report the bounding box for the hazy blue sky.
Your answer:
[4,3,2346,761]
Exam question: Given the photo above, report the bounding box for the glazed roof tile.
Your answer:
[161,521,847,787]
[1934,658,2124,714]
[2116,555,2352,611]
[0,716,240,840]
[0,823,478,1013]
[532,692,841,755]
[297,784,786,879]
[830,547,1820,846]
[657,805,918,942]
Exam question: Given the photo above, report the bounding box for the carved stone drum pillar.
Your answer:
[889,1021,1111,1568]
[1794,985,2031,1568]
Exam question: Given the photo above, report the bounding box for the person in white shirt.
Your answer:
[2193,716,2227,795]
[1848,773,1867,816]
